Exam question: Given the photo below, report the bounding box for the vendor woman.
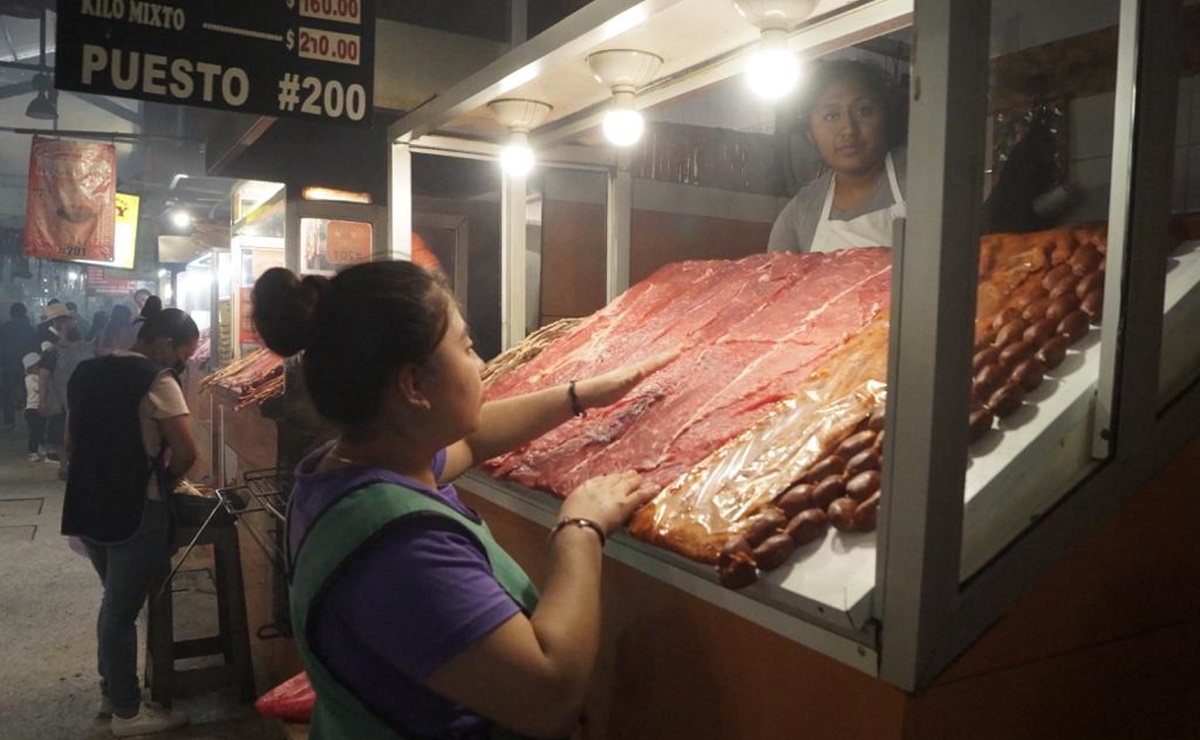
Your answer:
[768,59,907,253]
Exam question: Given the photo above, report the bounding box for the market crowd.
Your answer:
[0,288,152,469]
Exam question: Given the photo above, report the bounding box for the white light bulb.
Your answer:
[603,108,644,147]
[170,209,192,229]
[745,29,800,100]
[500,141,535,177]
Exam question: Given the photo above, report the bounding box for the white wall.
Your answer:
[990,0,1120,58]
[1064,74,1200,222]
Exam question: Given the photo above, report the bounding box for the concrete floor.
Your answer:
[0,423,283,740]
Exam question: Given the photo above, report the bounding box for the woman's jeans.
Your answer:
[84,500,170,713]
[23,409,44,454]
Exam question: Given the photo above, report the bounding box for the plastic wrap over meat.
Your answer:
[629,313,890,564]
[484,249,892,498]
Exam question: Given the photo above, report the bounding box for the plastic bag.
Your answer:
[254,671,315,723]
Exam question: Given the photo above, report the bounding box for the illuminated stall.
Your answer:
[379,0,1200,736]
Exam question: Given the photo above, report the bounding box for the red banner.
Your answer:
[84,267,153,298]
[24,136,117,262]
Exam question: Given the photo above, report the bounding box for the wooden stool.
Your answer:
[146,518,256,706]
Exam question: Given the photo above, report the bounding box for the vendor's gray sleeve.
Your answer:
[768,174,831,253]
[767,197,803,253]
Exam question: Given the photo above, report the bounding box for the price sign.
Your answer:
[299,0,362,25]
[55,0,374,126]
[273,73,368,121]
[297,27,361,65]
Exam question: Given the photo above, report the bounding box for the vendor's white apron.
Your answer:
[810,152,906,253]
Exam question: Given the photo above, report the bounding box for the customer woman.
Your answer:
[85,310,109,344]
[96,304,137,355]
[768,58,907,253]
[61,297,199,737]
[252,262,676,739]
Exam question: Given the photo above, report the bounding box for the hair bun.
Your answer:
[300,274,331,308]
[252,267,326,357]
[138,295,163,323]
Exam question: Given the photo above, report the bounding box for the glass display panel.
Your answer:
[1159,18,1200,407]
[536,169,607,323]
[509,37,913,621]
[961,0,1121,578]
[627,73,782,276]
[236,245,285,354]
[411,153,503,359]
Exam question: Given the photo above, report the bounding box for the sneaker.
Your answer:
[109,704,188,737]
[27,452,41,462]
[42,455,59,465]
[96,695,113,720]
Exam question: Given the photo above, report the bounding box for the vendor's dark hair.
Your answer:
[136,296,199,346]
[799,59,906,147]
[253,262,451,428]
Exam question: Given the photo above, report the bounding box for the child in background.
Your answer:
[23,353,45,462]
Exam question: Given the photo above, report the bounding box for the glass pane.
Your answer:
[412,154,503,359]
[538,169,607,324]
[962,0,1121,577]
[1160,17,1200,407]
[629,74,780,278]
[490,38,910,623]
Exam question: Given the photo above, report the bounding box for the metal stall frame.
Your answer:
[384,0,1193,692]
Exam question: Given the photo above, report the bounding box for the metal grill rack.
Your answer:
[214,468,293,570]
[238,468,292,524]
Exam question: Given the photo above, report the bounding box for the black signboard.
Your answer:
[56,0,375,126]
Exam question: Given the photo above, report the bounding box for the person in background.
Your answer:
[38,300,71,350]
[768,59,907,254]
[66,301,90,338]
[50,321,94,478]
[37,339,63,463]
[62,296,200,737]
[85,310,109,345]
[252,262,677,739]
[0,303,37,430]
[23,352,46,461]
[134,289,152,312]
[96,305,137,355]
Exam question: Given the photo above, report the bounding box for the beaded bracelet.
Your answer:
[548,517,606,547]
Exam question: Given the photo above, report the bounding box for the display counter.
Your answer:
[383,0,1198,695]
[456,426,1200,739]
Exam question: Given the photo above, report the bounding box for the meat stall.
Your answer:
[385,0,1200,736]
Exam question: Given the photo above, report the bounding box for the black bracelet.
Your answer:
[549,517,606,547]
[567,380,586,417]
